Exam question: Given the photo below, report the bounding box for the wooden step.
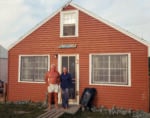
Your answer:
[65,105,80,114]
[37,105,80,118]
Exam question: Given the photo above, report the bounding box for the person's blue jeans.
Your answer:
[61,88,69,108]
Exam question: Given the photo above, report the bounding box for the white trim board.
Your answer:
[8,2,149,50]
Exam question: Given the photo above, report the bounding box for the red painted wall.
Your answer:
[8,5,149,111]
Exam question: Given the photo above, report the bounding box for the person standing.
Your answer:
[60,67,72,109]
[45,64,60,109]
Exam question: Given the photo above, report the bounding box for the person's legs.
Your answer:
[47,85,53,109]
[54,92,58,108]
[48,93,52,109]
[61,88,69,109]
[54,84,59,109]
[65,88,69,108]
[61,89,65,108]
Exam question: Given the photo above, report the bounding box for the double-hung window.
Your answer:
[60,10,78,37]
[90,54,131,86]
[19,55,49,82]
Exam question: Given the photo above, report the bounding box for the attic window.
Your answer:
[60,10,78,37]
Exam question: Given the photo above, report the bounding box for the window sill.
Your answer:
[90,83,131,87]
[60,35,78,38]
[18,81,46,84]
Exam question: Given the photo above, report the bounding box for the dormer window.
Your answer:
[60,10,78,37]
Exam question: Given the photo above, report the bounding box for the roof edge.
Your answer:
[70,3,149,47]
[8,2,149,50]
[8,6,63,50]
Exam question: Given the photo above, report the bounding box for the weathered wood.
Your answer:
[65,105,80,114]
[37,105,80,118]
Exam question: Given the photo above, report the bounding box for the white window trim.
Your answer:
[60,10,79,38]
[18,54,50,83]
[89,53,131,87]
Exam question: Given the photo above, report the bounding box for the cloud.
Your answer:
[102,0,150,42]
[0,0,150,48]
[74,0,113,15]
[74,0,150,43]
[0,0,68,48]
[0,0,22,35]
[0,0,33,48]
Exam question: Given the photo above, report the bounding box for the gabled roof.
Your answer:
[8,2,149,50]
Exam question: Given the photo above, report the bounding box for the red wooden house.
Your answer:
[8,3,149,112]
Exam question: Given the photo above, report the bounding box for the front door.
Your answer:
[58,54,79,104]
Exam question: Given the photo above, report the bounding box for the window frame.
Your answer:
[18,55,50,83]
[60,10,79,38]
[89,53,131,87]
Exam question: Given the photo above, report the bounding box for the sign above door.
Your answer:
[59,44,77,49]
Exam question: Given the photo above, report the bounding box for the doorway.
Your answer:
[58,54,79,104]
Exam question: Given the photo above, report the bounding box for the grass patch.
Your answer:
[0,102,45,118]
[60,110,132,118]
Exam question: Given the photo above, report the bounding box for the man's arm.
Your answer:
[57,72,60,84]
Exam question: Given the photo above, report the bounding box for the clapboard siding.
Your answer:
[8,5,149,112]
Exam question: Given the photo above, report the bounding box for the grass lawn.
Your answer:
[0,102,45,118]
[60,110,132,118]
[0,103,146,118]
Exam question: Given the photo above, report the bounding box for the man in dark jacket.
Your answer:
[60,67,72,109]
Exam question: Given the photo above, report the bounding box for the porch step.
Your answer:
[37,105,80,118]
[65,105,80,114]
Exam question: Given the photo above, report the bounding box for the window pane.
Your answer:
[110,55,128,68]
[20,57,34,81]
[62,56,68,71]
[69,56,75,78]
[63,13,76,24]
[69,56,76,99]
[33,56,48,81]
[110,69,128,84]
[92,55,109,68]
[20,56,48,82]
[110,55,128,84]
[63,25,75,36]
[92,55,109,83]
[93,69,109,83]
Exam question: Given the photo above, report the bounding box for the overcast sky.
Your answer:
[0,0,150,49]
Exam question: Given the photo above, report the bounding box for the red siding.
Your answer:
[8,5,149,112]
